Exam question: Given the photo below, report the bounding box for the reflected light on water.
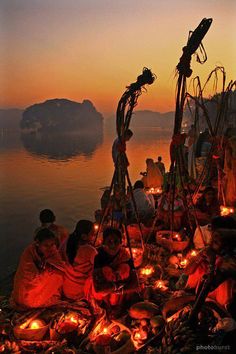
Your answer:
[0,127,171,279]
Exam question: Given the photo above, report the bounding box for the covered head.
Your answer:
[35,228,58,258]
[66,219,94,264]
[146,158,154,166]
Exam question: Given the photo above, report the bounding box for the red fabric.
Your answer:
[88,247,132,306]
[11,243,64,310]
[35,224,69,245]
[102,266,116,282]
[49,224,69,244]
[116,263,130,280]
[61,243,97,300]
[186,255,235,306]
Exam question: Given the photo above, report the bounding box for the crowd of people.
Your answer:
[11,206,236,319]
[11,209,138,315]
[9,130,236,320]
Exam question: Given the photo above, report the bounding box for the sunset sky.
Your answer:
[0,0,235,116]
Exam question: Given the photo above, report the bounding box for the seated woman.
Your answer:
[35,208,69,245]
[11,228,64,310]
[91,227,137,308]
[130,180,155,224]
[184,224,236,309]
[195,186,220,225]
[141,158,163,188]
[156,187,185,231]
[61,220,97,300]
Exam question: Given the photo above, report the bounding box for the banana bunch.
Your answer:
[161,310,204,354]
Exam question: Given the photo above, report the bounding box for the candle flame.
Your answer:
[69,316,78,324]
[147,187,162,194]
[180,259,188,267]
[29,320,43,329]
[134,332,141,339]
[94,224,99,230]
[155,280,168,291]
[173,233,181,241]
[190,250,197,257]
[155,280,164,288]
[220,206,234,216]
[141,266,154,276]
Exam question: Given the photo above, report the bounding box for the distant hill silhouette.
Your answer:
[0,109,23,131]
[21,99,104,132]
[105,110,174,132]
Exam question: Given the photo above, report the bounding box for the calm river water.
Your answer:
[0,123,171,280]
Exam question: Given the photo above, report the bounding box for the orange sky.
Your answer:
[0,0,235,116]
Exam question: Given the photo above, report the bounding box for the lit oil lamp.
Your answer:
[140,265,154,276]
[220,206,234,216]
[20,319,46,330]
[134,331,141,341]
[190,250,197,257]
[57,313,79,334]
[102,327,109,334]
[154,280,168,291]
[173,233,182,241]
[94,223,99,231]
[29,320,42,329]
[179,258,188,268]
[133,328,148,347]
[67,315,78,324]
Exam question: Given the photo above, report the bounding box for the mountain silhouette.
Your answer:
[21,98,103,132]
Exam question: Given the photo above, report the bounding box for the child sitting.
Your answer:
[91,227,136,308]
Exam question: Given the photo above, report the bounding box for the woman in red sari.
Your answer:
[11,228,64,310]
[61,220,97,300]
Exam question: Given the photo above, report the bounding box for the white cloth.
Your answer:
[193,224,212,249]
[132,188,155,219]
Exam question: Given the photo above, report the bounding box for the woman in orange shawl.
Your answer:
[11,228,64,310]
[61,220,97,300]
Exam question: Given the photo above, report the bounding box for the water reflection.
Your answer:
[21,130,103,160]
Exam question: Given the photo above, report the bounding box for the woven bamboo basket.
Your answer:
[13,323,49,341]
[92,320,135,354]
[156,230,189,252]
